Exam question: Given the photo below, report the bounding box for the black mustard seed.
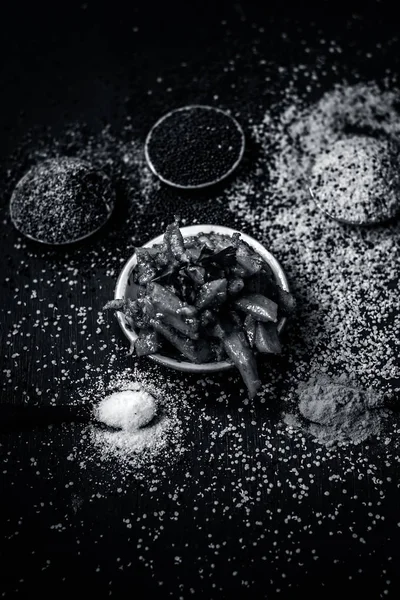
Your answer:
[145,105,245,189]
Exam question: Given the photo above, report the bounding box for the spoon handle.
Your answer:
[0,403,91,433]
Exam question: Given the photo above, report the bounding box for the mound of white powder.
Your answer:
[95,386,157,432]
[74,369,187,482]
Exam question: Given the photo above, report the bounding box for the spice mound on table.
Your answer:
[10,156,115,244]
[284,374,388,446]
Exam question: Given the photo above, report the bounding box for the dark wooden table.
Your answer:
[1,2,400,598]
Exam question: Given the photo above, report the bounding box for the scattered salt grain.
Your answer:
[224,79,400,443]
[3,42,400,598]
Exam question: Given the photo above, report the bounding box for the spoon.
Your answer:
[308,186,368,226]
[309,184,398,226]
[9,157,115,245]
[0,403,103,434]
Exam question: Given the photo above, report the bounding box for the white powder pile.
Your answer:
[76,367,188,482]
[91,414,174,464]
[95,386,156,432]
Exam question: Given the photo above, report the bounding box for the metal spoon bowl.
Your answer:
[308,186,395,226]
[9,158,115,245]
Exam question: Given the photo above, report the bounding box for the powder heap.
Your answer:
[76,368,187,480]
[94,385,157,432]
[310,135,400,224]
[283,374,388,446]
[145,105,245,188]
[91,415,174,463]
[10,156,115,244]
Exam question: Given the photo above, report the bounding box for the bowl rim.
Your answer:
[144,105,246,190]
[10,160,115,245]
[114,224,290,373]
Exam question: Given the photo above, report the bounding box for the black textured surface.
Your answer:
[1,2,400,599]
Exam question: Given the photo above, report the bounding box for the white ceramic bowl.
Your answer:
[114,225,290,373]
